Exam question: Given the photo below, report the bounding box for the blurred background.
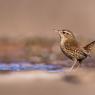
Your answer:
[0,0,95,95]
[0,0,95,39]
[0,0,95,66]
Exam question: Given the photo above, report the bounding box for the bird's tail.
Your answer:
[84,41,95,53]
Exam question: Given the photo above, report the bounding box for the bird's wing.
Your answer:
[83,41,95,53]
[72,47,87,59]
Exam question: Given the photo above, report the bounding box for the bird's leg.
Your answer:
[70,59,77,71]
[75,62,80,71]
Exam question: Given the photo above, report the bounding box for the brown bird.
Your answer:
[57,29,95,70]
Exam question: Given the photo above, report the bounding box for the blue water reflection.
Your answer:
[0,62,64,72]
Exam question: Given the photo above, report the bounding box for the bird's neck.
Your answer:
[60,37,67,45]
[60,38,78,48]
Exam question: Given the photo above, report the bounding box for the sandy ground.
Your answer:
[0,68,95,95]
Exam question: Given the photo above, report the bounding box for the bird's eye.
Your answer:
[64,32,69,35]
[62,32,65,34]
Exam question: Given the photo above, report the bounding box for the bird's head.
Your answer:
[57,29,75,41]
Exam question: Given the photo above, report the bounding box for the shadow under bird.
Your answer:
[56,29,95,70]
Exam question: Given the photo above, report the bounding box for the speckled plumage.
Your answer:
[57,29,95,70]
[60,38,87,63]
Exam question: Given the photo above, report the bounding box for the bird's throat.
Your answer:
[60,37,67,45]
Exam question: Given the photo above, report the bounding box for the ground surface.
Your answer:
[0,68,95,95]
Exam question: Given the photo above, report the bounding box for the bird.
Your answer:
[56,29,95,71]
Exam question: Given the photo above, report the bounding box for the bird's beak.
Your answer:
[57,30,61,32]
[53,29,61,33]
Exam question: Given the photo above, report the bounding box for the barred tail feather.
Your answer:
[84,41,95,52]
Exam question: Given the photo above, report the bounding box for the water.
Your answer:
[0,62,64,72]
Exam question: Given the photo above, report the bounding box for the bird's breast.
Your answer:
[60,40,87,60]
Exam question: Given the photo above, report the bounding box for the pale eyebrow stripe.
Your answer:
[64,31,71,34]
